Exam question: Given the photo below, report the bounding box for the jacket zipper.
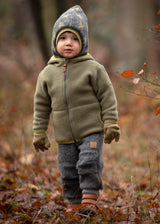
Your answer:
[63,60,77,144]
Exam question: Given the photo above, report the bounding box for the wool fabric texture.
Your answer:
[51,5,88,57]
[33,5,118,143]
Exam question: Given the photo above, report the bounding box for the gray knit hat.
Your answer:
[51,5,88,57]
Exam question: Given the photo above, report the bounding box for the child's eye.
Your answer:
[59,36,66,40]
[74,37,79,41]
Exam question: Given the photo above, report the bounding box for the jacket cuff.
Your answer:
[104,120,118,124]
[33,129,46,134]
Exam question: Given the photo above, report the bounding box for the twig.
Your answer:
[126,90,157,99]
[32,207,43,224]
[141,74,160,87]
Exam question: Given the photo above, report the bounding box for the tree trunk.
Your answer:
[56,0,87,16]
[28,0,50,62]
[56,0,68,16]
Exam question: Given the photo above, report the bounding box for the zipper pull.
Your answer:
[63,59,68,72]
[63,63,67,72]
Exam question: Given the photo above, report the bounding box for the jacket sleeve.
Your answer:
[33,72,52,131]
[91,64,118,122]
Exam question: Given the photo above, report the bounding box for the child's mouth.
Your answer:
[65,49,72,53]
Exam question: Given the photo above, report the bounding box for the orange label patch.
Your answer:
[90,142,97,149]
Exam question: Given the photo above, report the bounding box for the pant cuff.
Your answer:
[82,189,99,195]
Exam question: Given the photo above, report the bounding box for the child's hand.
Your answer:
[33,131,51,152]
[104,122,120,144]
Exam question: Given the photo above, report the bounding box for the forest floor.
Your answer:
[0,48,160,223]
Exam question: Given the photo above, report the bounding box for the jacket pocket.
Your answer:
[52,110,73,142]
[70,103,104,139]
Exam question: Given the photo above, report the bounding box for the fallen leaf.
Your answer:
[32,200,42,207]
[151,71,157,75]
[2,177,16,185]
[155,107,160,116]
[155,24,160,30]
[134,217,141,224]
[115,215,125,221]
[142,62,148,67]
[121,70,134,78]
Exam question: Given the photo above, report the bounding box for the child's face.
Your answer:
[57,32,80,58]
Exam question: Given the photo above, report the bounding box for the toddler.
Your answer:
[33,5,120,216]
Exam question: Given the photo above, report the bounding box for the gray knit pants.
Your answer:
[58,133,104,204]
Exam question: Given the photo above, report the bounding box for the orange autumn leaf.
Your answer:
[155,24,160,30]
[121,70,134,78]
[142,61,148,67]
[115,215,125,221]
[157,9,160,15]
[32,200,42,207]
[155,107,160,116]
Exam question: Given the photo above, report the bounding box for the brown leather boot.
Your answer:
[79,194,99,216]
[66,203,81,213]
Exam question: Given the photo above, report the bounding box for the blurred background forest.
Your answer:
[0,0,160,223]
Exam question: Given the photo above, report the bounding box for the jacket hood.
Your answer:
[51,5,88,57]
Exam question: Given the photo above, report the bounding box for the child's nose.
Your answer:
[66,39,72,45]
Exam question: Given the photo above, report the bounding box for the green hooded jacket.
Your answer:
[33,5,118,143]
